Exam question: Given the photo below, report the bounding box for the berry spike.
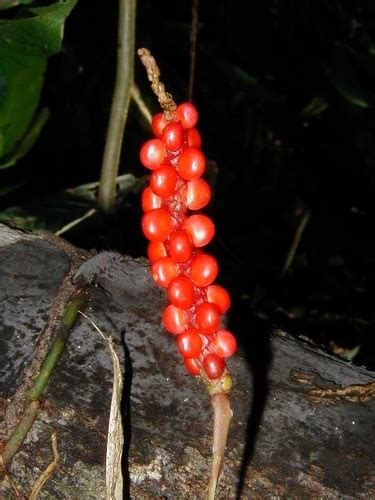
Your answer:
[138,48,235,499]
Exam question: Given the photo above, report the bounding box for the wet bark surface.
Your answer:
[0,224,374,498]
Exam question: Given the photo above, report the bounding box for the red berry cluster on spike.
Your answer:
[140,102,237,380]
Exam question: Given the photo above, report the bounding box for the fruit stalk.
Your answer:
[138,48,236,498]
[208,393,233,500]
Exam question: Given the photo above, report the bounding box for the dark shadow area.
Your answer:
[230,304,273,499]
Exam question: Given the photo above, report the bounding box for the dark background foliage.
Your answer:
[1,0,375,368]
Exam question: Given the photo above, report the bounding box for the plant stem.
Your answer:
[188,0,199,101]
[97,0,136,213]
[1,289,86,469]
[55,207,97,237]
[282,206,310,276]
[131,83,152,125]
[27,290,87,401]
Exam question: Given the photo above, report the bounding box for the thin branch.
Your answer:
[55,208,97,237]
[97,0,136,213]
[281,207,310,276]
[188,0,199,101]
[131,83,152,125]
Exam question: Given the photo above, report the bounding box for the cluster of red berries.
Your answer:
[140,102,236,380]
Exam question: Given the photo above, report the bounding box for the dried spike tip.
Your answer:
[137,48,177,119]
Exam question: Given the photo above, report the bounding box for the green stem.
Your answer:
[1,290,86,470]
[97,0,137,213]
[27,290,86,401]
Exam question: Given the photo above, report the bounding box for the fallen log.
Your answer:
[0,223,374,498]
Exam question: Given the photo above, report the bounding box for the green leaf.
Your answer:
[0,0,78,57]
[0,52,46,157]
[0,0,77,159]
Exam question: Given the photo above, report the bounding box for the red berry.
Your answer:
[147,241,167,263]
[142,186,162,212]
[187,127,202,148]
[150,165,177,198]
[184,214,215,247]
[184,357,200,376]
[177,147,206,180]
[151,257,178,287]
[186,178,211,210]
[151,112,168,137]
[142,208,172,241]
[177,328,202,358]
[212,329,237,358]
[195,302,221,334]
[162,121,185,151]
[203,353,225,379]
[177,102,199,129]
[191,253,218,287]
[206,285,231,313]
[168,230,193,262]
[140,139,166,169]
[163,304,187,334]
[167,276,195,309]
